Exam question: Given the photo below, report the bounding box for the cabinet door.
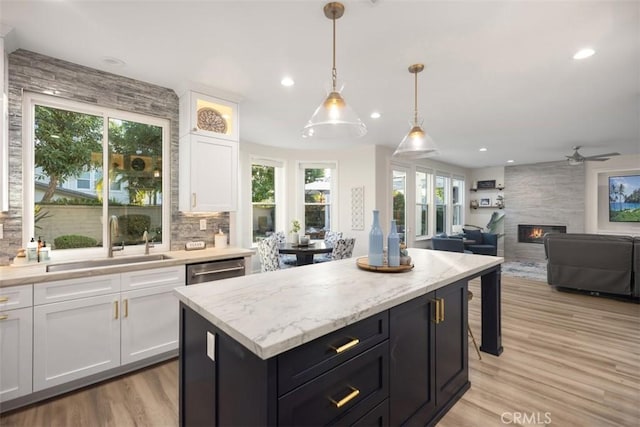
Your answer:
[389,292,436,426]
[0,307,33,402]
[121,283,184,365]
[179,135,238,212]
[184,91,238,141]
[33,294,120,391]
[435,280,468,407]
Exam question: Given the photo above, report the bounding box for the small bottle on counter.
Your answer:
[27,237,38,262]
[40,241,50,262]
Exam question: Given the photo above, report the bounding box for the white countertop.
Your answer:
[0,247,254,288]
[174,248,503,360]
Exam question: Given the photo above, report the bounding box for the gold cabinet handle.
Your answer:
[114,301,119,319]
[440,298,445,323]
[433,299,440,324]
[332,338,360,354]
[0,314,8,321]
[329,387,360,408]
[124,299,128,318]
[0,297,8,303]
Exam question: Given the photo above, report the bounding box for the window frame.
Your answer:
[22,92,171,260]
[415,167,432,239]
[298,161,338,237]
[250,157,284,244]
[452,175,465,232]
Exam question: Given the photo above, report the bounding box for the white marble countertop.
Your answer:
[0,247,254,288]
[174,248,503,360]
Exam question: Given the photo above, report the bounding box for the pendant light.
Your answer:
[393,64,438,158]
[302,2,367,139]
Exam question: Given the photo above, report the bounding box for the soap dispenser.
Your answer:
[27,237,38,262]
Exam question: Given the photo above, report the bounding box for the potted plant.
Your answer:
[289,220,301,244]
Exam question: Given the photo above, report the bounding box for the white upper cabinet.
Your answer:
[179,91,239,141]
[179,89,239,212]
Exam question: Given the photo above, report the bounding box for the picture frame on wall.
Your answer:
[477,180,496,189]
[479,198,491,207]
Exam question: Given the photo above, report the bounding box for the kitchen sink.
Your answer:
[46,254,173,272]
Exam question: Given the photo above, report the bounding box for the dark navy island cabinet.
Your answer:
[179,279,469,427]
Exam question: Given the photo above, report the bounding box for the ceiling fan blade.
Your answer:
[583,152,620,159]
[584,158,609,161]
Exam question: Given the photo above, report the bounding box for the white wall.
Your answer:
[585,154,640,235]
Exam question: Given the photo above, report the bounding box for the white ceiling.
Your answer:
[1,0,639,168]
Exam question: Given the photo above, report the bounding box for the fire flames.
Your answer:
[529,228,544,239]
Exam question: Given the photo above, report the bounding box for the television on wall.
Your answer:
[609,175,640,222]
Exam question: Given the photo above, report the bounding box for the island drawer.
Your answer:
[278,341,389,426]
[278,311,389,394]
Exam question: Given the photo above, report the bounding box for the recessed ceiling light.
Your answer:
[281,77,295,87]
[102,56,126,67]
[479,147,488,152]
[370,112,381,119]
[507,159,514,163]
[573,48,595,60]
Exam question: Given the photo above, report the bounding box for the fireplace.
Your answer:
[518,224,567,244]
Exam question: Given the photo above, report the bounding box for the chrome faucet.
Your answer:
[143,230,154,255]
[108,215,124,258]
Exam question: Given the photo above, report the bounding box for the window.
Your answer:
[251,159,283,243]
[392,169,407,242]
[452,177,464,230]
[435,174,449,234]
[24,92,169,257]
[301,163,336,239]
[415,169,431,238]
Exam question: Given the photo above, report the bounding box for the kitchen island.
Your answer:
[174,248,503,426]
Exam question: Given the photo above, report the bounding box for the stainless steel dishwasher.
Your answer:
[186,258,245,285]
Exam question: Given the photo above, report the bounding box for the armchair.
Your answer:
[462,228,498,256]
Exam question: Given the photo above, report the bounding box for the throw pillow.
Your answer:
[463,228,483,245]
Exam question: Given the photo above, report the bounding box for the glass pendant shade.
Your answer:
[302,90,367,138]
[393,63,438,158]
[302,2,366,139]
[393,119,438,158]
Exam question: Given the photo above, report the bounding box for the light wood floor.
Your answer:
[2,275,639,427]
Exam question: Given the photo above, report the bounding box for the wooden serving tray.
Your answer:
[355,257,414,273]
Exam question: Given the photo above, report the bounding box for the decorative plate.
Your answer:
[355,257,414,273]
[197,107,227,133]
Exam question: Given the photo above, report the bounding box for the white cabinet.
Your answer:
[32,266,185,392]
[179,134,238,212]
[179,91,239,141]
[179,90,239,213]
[33,293,120,391]
[121,283,183,364]
[0,284,33,402]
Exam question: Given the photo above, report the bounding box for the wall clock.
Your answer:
[197,107,227,133]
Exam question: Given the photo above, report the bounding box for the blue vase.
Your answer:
[387,220,400,267]
[369,210,384,266]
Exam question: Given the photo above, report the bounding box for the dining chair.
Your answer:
[273,231,296,266]
[331,238,355,260]
[315,231,343,262]
[257,236,280,272]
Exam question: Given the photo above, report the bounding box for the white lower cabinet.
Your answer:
[33,293,121,391]
[32,266,185,393]
[121,282,183,365]
[0,306,33,402]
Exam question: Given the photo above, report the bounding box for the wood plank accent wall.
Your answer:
[504,161,585,261]
[0,49,229,264]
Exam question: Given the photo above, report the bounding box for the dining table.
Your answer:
[278,241,333,266]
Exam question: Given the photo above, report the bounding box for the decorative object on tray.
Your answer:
[197,107,227,133]
[368,210,384,266]
[387,219,400,267]
[399,243,412,266]
[356,256,414,273]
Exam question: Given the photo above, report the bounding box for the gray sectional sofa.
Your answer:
[544,233,639,299]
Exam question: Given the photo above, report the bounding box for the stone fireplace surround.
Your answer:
[504,162,585,262]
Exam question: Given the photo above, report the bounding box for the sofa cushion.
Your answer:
[463,228,483,245]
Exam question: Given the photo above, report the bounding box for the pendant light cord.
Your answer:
[332,12,337,92]
[413,70,419,125]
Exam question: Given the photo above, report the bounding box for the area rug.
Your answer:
[501,261,547,282]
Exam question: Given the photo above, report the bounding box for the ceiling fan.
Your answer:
[566,146,620,165]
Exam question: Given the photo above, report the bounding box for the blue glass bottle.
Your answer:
[369,210,384,266]
[387,220,400,267]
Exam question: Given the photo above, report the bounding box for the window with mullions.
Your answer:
[392,169,407,243]
[252,163,277,243]
[452,177,464,230]
[415,169,431,237]
[302,166,334,239]
[25,93,169,256]
[435,174,449,234]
